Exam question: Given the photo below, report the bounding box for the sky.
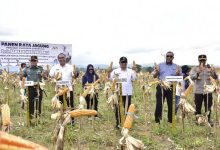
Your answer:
[1,0,220,67]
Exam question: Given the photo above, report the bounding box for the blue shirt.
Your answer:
[154,62,180,80]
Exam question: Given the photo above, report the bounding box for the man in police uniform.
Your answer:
[190,54,218,125]
[22,55,44,120]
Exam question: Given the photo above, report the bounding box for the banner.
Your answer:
[0,41,72,67]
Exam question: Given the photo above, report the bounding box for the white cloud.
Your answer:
[1,0,220,66]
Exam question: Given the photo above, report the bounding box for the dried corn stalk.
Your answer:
[107,93,118,109]
[179,98,195,115]
[119,104,144,149]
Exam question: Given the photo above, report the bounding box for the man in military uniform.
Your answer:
[22,56,44,120]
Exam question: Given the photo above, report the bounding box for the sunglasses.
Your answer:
[31,59,37,62]
[166,55,173,58]
[89,68,94,71]
[199,59,206,61]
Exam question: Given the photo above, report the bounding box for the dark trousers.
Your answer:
[194,93,212,121]
[115,95,131,126]
[59,91,74,123]
[85,94,98,117]
[155,85,173,123]
[28,86,43,119]
[58,91,74,110]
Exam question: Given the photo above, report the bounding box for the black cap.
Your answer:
[30,55,38,60]
[198,54,207,61]
[119,56,127,63]
[181,65,191,74]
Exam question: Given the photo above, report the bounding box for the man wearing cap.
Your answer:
[190,54,218,125]
[109,56,137,128]
[152,51,181,124]
[22,56,44,121]
[49,53,78,125]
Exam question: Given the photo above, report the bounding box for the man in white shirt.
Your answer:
[110,56,137,128]
[49,53,78,125]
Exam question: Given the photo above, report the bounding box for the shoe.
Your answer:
[155,120,160,124]
[115,124,120,129]
[155,122,160,127]
[88,117,93,121]
[95,117,100,120]
[71,120,75,126]
[208,120,214,127]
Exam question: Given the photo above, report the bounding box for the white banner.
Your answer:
[0,41,72,67]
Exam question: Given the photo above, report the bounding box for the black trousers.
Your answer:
[194,93,212,121]
[155,85,173,123]
[115,95,131,126]
[59,91,74,123]
[85,93,98,117]
[58,91,74,110]
[28,86,43,119]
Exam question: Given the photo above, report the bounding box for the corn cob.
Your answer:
[1,104,10,126]
[132,61,137,71]
[39,81,45,90]
[19,67,23,77]
[73,64,76,74]
[69,109,97,118]
[154,62,159,71]
[106,61,113,73]
[0,131,48,150]
[103,82,111,94]
[123,104,135,129]
[160,80,171,90]
[54,72,62,80]
[107,93,118,108]
[183,84,193,97]
[148,80,160,87]
[51,96,61,109]
[21,77,25,89]
[111,78,117,92]
[82,79,100,98]
[82,86,92,98]
[57,87,69,96]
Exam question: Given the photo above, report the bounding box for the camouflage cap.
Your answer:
[30,55,38,60]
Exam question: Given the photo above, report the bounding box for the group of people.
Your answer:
[20,51,218,127]
[152,51,218,125]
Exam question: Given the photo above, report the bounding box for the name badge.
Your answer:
[56,81,71,85]
[25,81,34,86]
[116,78,127,83]
[165,76,183,82]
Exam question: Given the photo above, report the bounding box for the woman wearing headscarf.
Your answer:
[82,64,99,117]
[175,65,191,113]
